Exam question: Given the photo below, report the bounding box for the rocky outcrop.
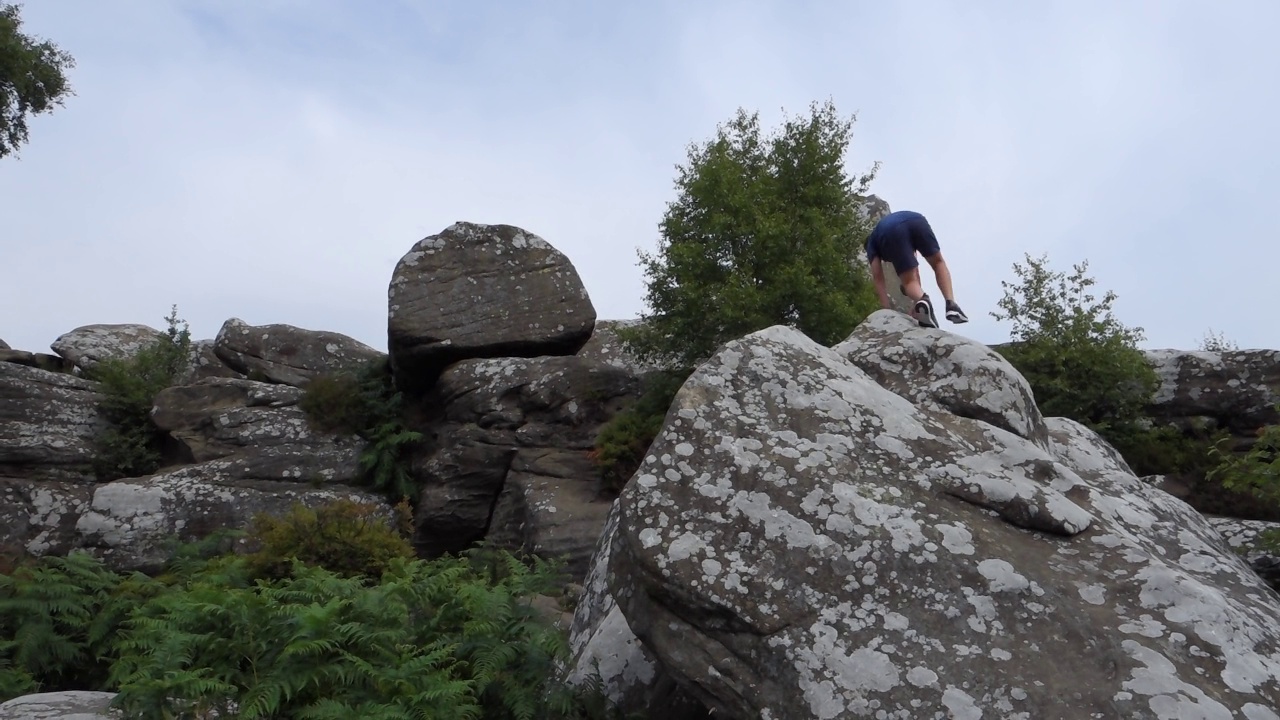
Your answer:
[0,349,77,374]
[0,337,8,350]
[1146,349,1280,432]
[50,323,163,371]
[571,315,1280,719]
[0,691,119,720]
[576,319,662,375]
[0,478,94,558]
[214,318,383,387]
[183,339,243,383]
[0,363,104,480]
[76,465,389,572]
[387,223,596,390]
[415,354,639,578]
[1208,516,1280,594]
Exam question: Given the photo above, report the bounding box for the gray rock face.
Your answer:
[50,323,163,371]
[835,310,1049,448]
[581,324,1280,719]
[214,318,383,387]
[1208,517,1280,594]
[182,339,243,383]
[0,363,104,480]
[76,464,388,572]
[416,355,638,577]
[576,320,662,374]
[0,337,8,350]
[387,222,596,389]
[1146,349,1280,431]
[152,378,361,466]
[0,349,78,374]
[0,478,95,557]
[0,691,119,719]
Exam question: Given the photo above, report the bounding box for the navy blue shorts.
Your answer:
[876,216,940,272]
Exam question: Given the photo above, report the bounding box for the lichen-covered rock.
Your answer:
[214,318,383,387]
[0,478,95,558]
[835,309,1049,448]
[75,464,390,572]
[387,222,595,389]
[152,377,360,464]
[0,362,104,480]
[1146,348,1280,431]
[576,319,662,374]
[182,338,244,383]
[566,503,708,719]
[0,691,120,719]
[599,325,1279,719]
[1207,517,1280,594]
[0,349,78,374]
[50,323,163,371]
[416,355,638,577]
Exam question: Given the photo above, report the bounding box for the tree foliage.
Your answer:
[992,254,1158,432]
[624,100,881,368]
[0,3,74,159]
[87,307,192,481]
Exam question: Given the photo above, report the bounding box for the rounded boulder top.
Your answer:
[387,222,596,390]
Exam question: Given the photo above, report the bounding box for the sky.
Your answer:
[3,1,1278,356]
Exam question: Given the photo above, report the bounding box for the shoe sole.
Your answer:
[946,312,969,324]
[914,301,939,328]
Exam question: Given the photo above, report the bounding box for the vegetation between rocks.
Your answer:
[0,501,620,719]
[299,358,424,503]
[591,369,690,493]
[87,307,191,481]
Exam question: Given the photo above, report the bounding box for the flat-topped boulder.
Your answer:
[214,318,383,387]
[0,362,104,480]
[50,323,163,371]
[387,222,595,391]
[1145,348,1280,431]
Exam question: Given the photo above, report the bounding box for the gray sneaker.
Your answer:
[913,295,939,328]
[945,300,969,324]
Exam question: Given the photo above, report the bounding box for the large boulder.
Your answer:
[836,310,1049,448]
[415,355,639,578]
[576,319,662,375]
[387,222,596,390]
[0,349,78,374]
[1146,349,1280,432]
[152,377,361,465]
[214,318,383,387]
[0,478,95,559]
[50,323,163,371]
[576,323,1280,719]
[1207,516,1280,594]
[182,338,244,383]
[0,691,119,720]
[0,362,104,480]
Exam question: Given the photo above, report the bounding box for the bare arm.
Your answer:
[869,257,891,309]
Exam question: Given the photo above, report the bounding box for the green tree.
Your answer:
[991,254,1158,440]
[624,100,882,368]
[0,3,74,159]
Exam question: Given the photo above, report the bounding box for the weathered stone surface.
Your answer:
[0,362,104,480]
[576,319,662,374]
[0,349,78,374]
[593,325,1279,719]
[50,323,163,371]
[387,222,595,389]
[1146,349,1280,431]
[182,338,244,383]
[416,355,638,576]
[566,503,708,719]
[76,464,389,572]
[152,377,360,465]
[214,318,383,387]
[1208,517,1280,594]
[835,310,1049,448]
[0,478,95,558]
[0,691,120,719]
[0,337,8,350]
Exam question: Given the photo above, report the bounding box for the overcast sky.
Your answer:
[3,1,1277,356]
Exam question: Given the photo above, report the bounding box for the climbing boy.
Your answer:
[864,210,968,328]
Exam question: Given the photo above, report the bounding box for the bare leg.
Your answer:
[923,252,956,303]
[898,267,925,301]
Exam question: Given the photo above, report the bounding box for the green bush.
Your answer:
[87,307,191,481]
[991,254,1161,455]
[624,100,881,369]
[1209,419,1280,505]
[592,369,689,493]
[243,499,415,581]
[300,358,424,503]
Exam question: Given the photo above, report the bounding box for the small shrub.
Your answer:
[87,306,191,480]
[299,358,425,503]
[592,369,690,493]
[1198,328,1239,352]
[1208,419,1280,505]
[243,500,415,581]
[1105,423,1227,479]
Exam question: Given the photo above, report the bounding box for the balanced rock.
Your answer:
[572,320,1280,719]
[214,318,383,387]
[387,222,595,390]
[50,323,164,371]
